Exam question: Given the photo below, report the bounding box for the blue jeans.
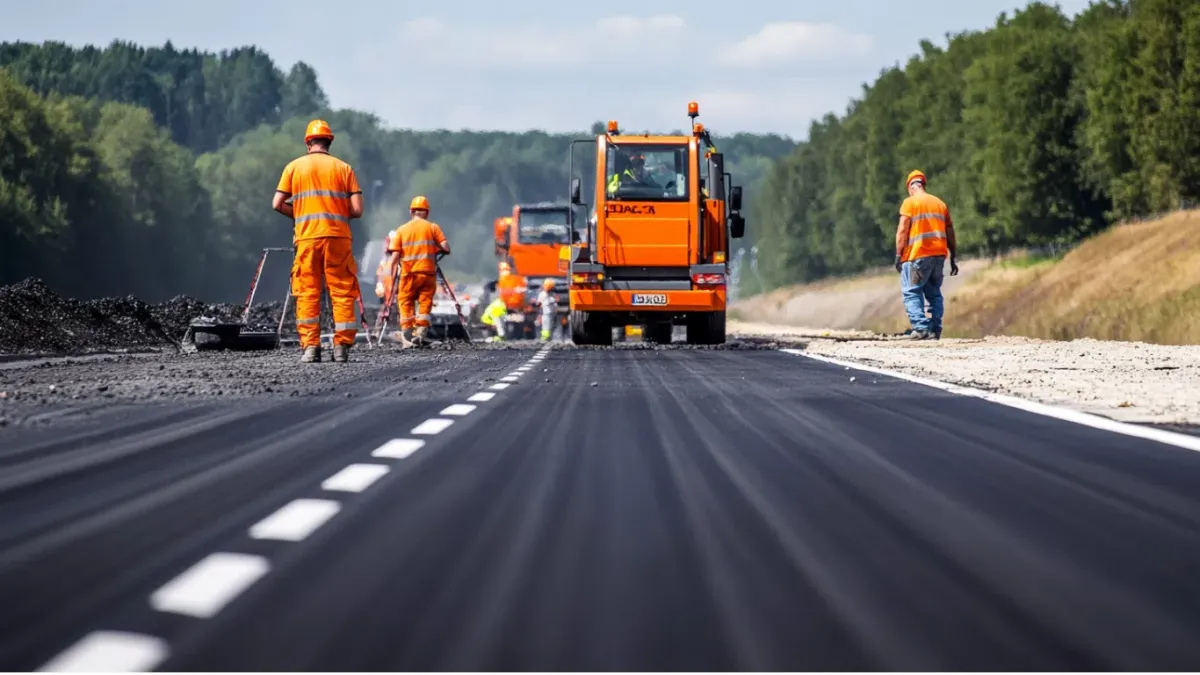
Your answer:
[901,255,945,333]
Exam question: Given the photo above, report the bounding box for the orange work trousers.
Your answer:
[397,271,437,330]
[291,236,359,348]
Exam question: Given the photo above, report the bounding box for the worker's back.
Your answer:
[498,274,528,310]
[899,191,950,261]
[392,217,447,274]
[279,152,359,242]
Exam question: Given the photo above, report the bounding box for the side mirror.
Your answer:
[570,178,582,205]
[729,213,746,239]
[729,186,743,212]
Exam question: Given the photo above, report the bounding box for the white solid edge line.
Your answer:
[440,403,477,416]
[321,463,391,492]
[373,438,426,458]
[248,498,342,542]
[467,392,496,402]
[490,383,511,390]
[413,418,455,434]
[149,552,270,619]
[38,631,169,672]
[780,348,1200,452]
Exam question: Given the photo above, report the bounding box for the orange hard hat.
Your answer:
[906,169,926,186]
[542,278,556,290]
[409,195,430,212]
[305,119,334,143]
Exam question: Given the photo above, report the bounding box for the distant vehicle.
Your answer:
[493,202,575,339]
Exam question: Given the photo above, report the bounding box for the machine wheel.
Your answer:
[685,311,726,345]
[570,310,612,346]
[446,323,470,341]
[645,321,673,344]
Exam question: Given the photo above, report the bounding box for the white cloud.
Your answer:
[717,22,873,69]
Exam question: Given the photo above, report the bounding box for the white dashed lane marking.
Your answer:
[372,438,426,458]
[149,552,270,619]
[440,403,477,416]
[412,418,455,434]
[249,499,342,542]
[322,463,390,492]
[37,349,553,672]
[38,631,168,672]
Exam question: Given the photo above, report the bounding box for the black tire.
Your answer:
[685,311,726,345]
[645,321,673,344]
[570,309,612,346]
[446,323,469,341]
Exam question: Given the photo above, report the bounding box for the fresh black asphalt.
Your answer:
[3,345,1200,670]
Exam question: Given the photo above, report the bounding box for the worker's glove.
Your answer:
[894,254,903,273]
[950,256,959,276]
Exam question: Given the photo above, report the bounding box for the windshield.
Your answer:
[606,144,689,201]
[517,209,570,244]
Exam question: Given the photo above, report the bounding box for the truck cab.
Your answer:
[565,101,746,345]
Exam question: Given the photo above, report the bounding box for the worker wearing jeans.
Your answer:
[901,255,946,337]
[895,169,958,339]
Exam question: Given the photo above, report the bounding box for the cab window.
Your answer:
[605,144,688,201]
[517,209,570,244]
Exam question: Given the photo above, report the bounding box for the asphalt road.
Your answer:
[4,343,1200,670]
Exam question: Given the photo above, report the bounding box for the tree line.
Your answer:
[752,0,1200,290]
[0,39,795,301]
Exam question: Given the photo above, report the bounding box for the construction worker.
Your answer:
[273,119,364,363]
[480,297,509,342]
[387,196,451,346]
[607,151,659,195]
[375,229,397,300]
[895,169,959,340]
[496,262,528,312]
[537,278,558,341]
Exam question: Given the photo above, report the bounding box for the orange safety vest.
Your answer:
[498,274,528,310]
[276,152,362,243]
[389,217,448,274]
[899,192,950,262]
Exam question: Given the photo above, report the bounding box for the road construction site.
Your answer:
[4,275,1200,670]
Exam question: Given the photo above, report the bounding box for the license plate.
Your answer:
[509,313,525,322]
[631,293,668,306]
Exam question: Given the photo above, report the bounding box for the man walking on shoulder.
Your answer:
[895,169,958,340]
[273,119,364,363]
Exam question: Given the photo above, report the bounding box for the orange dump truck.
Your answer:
[494,202,575,337]
[563,101,746,345]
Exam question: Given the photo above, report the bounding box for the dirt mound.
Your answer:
[0,278,289,356]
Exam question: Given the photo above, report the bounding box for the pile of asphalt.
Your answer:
[0,278,290,356]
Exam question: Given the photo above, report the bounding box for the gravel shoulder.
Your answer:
[730,320,1200,426]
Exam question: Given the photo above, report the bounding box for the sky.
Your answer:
[3,0,1095,139]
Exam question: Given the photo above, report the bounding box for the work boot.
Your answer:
[412,326,428,346]
[300,345,322,363]
[332,344,350,363]
[908,329,931,340]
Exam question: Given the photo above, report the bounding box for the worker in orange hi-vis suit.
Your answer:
[273,119,365,363]
[375,229,397,301]
[496,261,528,311]
[386,196,451,347]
